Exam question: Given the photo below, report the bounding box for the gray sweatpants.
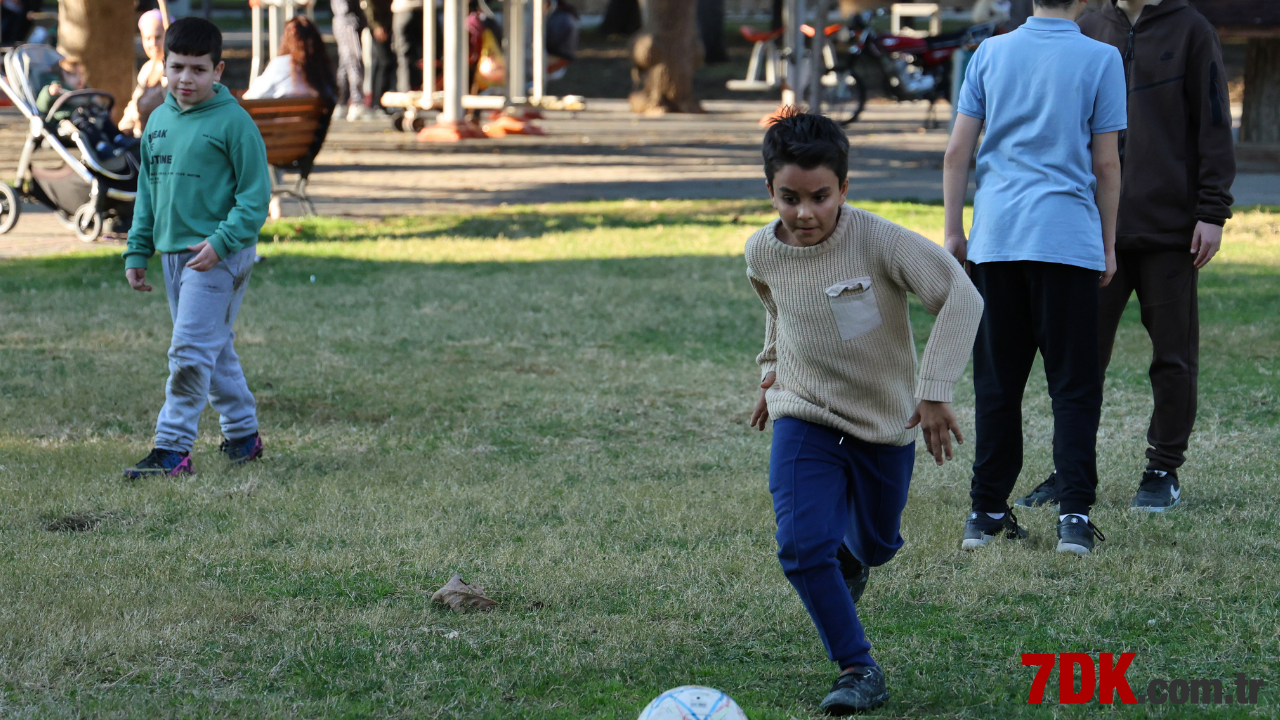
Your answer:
[155,247,258,453]
[331,1,366,106]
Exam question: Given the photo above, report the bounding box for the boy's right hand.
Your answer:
[126,267,152,292]
[944,233,967,266]
[750,372,776,431]
[1100,248,1116,287]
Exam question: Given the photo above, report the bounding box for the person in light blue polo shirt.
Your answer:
[941,0,1126,556]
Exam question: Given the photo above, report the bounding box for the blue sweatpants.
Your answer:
[770,417,915,669]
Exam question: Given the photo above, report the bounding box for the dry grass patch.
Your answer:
[0,202,1276,719]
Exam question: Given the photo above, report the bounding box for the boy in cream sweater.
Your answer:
[746,111,982,715]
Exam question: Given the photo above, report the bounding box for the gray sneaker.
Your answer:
[1056,515,1105,555]
[820,665,889,715]
[1132,470,1180,512]
[836,543,870,605]
[1014,471,1060,508]
[961,509,1029,550]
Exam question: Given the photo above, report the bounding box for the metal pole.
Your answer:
[424,0,437,101]
[782,0,798,106]
[362,27,373,98]
[251,1,263,80]
[806,0,821,112]
[441,0,463,124]
[531,0,545,101]
[506,0,526,104]
[457,0,469,107]
[268,1,280,59]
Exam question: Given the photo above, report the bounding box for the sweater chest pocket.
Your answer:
[826,277,882,341]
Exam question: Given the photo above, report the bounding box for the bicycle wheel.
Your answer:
[822,68,867,126]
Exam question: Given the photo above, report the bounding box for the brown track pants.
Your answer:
[1098,250,1199,473]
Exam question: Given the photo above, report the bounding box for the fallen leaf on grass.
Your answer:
[430,574,498,612]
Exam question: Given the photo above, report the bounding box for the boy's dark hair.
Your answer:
[762,108,849,187]
[165,17,223,66]
[1032,0,1075,9]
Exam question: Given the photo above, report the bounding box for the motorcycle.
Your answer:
[809,11,1001,127]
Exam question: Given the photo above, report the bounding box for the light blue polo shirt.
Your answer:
[956,17,1127,271]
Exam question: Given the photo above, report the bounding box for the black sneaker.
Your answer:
[820,665,889,715]
[1132,470,1180,512]
[1056,515,1105,555]
[836,543,870,605]
[123,448,193,479]
[1014,472,1060,508]
[961,509,1029,550]
[219,432,264,465]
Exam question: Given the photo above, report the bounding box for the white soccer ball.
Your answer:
[638,686,750,720]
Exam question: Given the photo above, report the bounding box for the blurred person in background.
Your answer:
[467,0,502,92]
[391,0,423,92]
[330,0,369,120]
[545,0,578,79]
[120,9,167,137]
[364,0,397,110]
[2,0,43,45]
[243,15,335,102]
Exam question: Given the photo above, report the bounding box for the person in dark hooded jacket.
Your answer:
[1015,0,1235,514]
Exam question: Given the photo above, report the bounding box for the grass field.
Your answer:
[1,200,1277,719]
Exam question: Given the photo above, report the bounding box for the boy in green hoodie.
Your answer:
[123,17,272,478]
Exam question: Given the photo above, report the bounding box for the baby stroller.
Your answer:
[0,44,139,242]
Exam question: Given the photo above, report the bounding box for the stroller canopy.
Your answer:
[4,44,68,113]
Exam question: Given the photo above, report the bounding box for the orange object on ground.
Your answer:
[417,119,488,142]
[482,114,546,138]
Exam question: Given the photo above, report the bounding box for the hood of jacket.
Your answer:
[162,82,238,114]
[1098,0,1193,29]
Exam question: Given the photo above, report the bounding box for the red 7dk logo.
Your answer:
[1023,653,1137,704]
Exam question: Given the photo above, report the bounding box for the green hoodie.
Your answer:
[124,84,271,270]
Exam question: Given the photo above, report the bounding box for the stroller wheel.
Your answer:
[73,204,103,243]
[0,183,19,234]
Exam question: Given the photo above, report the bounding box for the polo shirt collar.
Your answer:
[1022,16,1082,32]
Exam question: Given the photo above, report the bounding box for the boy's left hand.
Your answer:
[905,400,963,466]
[185,241,221,271]
[1191,221,1223,269]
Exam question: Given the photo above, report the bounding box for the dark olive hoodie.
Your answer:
[1079,0,1235,252]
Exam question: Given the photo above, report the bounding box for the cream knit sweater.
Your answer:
[746,205,983,446]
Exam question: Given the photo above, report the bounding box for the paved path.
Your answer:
[2,99,1276,259]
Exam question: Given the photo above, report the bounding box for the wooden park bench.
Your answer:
[238,96,332,218]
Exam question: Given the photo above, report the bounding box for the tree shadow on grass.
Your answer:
[260,200,777,244]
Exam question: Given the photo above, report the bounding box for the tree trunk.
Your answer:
[697,0,727,64]
[57,0,136,123]
[629,0,703,114]
[1240,38,1280,144]
[601,0,642,37]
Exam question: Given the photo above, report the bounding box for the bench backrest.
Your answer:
[238,97,329,170]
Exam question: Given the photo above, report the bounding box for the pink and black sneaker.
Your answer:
[123,448,193,479]
[220,432,264,465]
